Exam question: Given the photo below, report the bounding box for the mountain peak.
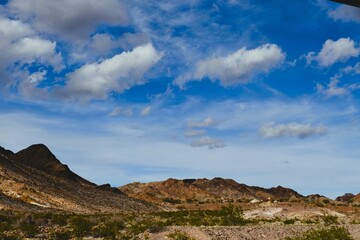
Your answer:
[15,144,94,186]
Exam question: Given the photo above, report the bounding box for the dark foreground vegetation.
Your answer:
[0,205,354,239]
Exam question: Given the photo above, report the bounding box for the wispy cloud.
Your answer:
[190,136,225,149]
[187,117,216,128]
[260,122,327,139]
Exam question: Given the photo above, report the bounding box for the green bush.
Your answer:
[285,226,353,240]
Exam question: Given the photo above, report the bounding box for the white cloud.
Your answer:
[260,123,327,139]
[316,76,348,98]
[175,44,285,88]
[0,17,33,40]
[108,107,133,117]
[306,38,360,67]
[63,43,163,100]
[0,17,62,90]
[184,129,206,137]
[190,136,225,149]
[328,5,360,23]
[342,62,360,75]
[7,0,129,41]
[187,117,216,128]
[27,70,47,84]
[11,37,56,62]
[141,106,152,116]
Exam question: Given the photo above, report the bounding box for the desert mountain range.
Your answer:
[0,144,359,214]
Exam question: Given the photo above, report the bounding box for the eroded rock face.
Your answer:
[0,144,158,214]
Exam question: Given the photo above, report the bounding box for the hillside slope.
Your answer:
[0,144,157,214]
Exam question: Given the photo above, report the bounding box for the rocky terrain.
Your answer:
[0,144,156,214]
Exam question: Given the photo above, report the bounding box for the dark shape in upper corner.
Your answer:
[14,144,95,186]
[330,0,360,8]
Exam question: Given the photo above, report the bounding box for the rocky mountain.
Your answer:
[119,177,304,205]
[0,144,156,214]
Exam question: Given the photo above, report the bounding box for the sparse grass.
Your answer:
[285,226,353,240]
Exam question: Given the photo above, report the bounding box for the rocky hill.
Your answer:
[0,144,157,214]
[119,177,304,205]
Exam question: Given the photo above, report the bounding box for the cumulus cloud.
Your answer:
[328,5,360,23]
[175,44,285,88]
[190,136,225,149]
[187,117,216,128]
[0,17,62,89]
[306,38,360,67]
[7,0,129,41]
[63,43,163,100]
[260,123,327,139]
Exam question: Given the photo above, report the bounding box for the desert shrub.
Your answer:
[220,204,246,226]
[163,198,182,204]
[168,230,196,240]
[284,218,296,224]
[19,219,38,238]
[148,224,166,233]
[285,226,353,240]
[50,231,71,240]
[0,233,20,240]
[51,214,69,226]
[322,215,339,225]
[93,221,125,239]
[69,215,93,237]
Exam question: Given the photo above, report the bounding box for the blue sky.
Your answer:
[1,0,360,198]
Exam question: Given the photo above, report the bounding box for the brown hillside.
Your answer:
[0,145,157,214]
